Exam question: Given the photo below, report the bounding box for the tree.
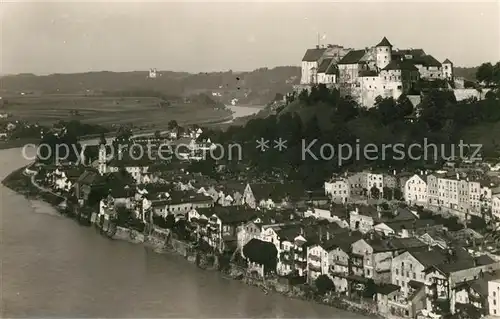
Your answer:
[370,186,380,199]
[165,214,175,229]
[242,238,278,275]
[383,187,393,200]
[167,120,178,130]
[87,185,109,207]
[476,62,494,86]
[468,215,487,231]
[154,130,161,139]
[393,188,403,200]
[298,89,309,104]
[315,274,335,295]
[363,278,377,298]
[115,205,134,227]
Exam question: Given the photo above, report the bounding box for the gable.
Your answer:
[352,239,372,253]
[374,223,395,233]
[333,247,349,257]
[393,251,422,268]
[294,235,307,242]
[309,245,325,254]
[262,227,277,238]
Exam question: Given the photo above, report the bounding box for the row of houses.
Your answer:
[324,171,392,202]
[324,168,500,220]
[180,201,500,319]
[36,153,500,319]
[404,171,500,218]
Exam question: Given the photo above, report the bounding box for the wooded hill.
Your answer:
[0,67,301,106]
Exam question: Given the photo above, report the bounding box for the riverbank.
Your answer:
[2,166,376,319]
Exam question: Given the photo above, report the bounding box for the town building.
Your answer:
[424,249,500,316]
[488,274,500,316]
[404,174,428,205]
[324,176,350,203]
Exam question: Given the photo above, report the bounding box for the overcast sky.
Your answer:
[1,1,499,75]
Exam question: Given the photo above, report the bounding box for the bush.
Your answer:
[468,215,487,231]
[315,274,335,295]
[243,238,278,274]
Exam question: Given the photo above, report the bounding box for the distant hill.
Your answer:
[454,67,478,81]
[0,67,301,106]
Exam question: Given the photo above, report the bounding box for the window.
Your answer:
[396,269,399,275]
[413,272,416,279]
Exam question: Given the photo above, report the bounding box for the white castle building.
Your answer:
[298,37,454,108]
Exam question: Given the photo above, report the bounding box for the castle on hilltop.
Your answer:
[298,37,454,108]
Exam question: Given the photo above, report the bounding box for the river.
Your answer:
[224,105,263,123]
[0,139,366,318]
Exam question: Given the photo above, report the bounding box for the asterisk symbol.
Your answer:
[256,138,269,152]
[274,138,287,151]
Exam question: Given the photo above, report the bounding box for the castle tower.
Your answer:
[442,59,453,80]
[375,37,393,70]
[98,144,107,176]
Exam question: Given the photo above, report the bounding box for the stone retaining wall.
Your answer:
[112,226,145,244]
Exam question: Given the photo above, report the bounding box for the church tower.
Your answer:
[375,37,393,70]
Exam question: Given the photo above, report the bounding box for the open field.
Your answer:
[0,95,232,129]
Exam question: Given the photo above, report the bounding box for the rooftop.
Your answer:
[376,37,393,47]
[317,58,333,73]
[337,50,366,65]
[382,60,419,71]
[302,48,327,62]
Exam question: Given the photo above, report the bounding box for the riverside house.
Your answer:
[189,206,257,253]
[151,190,214,220]
[350,233,427,284]
[424,248,500,316]
[260,224,309,277]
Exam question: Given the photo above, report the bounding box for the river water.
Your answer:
[223,105,262,123]
[0,118,366,318]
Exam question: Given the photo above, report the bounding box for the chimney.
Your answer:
[428,244,432,251]
[319,226,323,241]
[300,227,304,236]
[326,231,330,241]
[369,232,375,240]
[456,173,460,180]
